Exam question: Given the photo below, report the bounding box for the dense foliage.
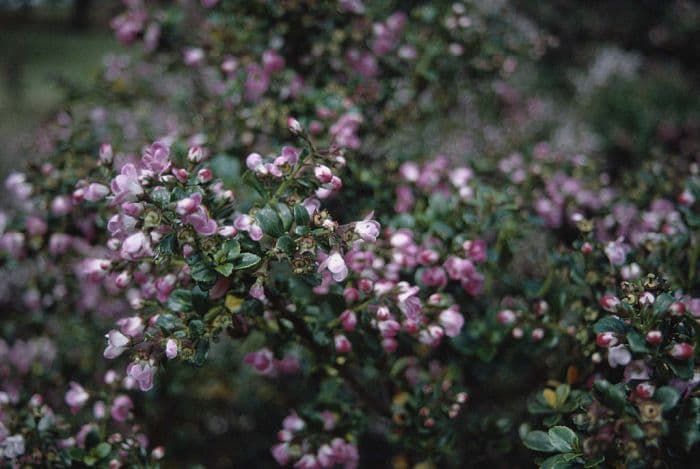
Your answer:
[2,0,700,467]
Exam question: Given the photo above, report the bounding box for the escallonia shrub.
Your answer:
[3,0,700,468]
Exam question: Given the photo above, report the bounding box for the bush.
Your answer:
[1,1,700,467]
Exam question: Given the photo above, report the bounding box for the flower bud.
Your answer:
[596,332,618,347]
[669,301,686,317]
[646,330,663,345]
[600,294,621,312]
[188,146,204,163]
[670,342,694,360]
[287,117,304,136]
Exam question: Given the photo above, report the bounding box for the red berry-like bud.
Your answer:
[670,342,694,360]
[635,382,656,399]
[669,301,686,317]
[600,294,621,312]
[646,330,663,345]
[596,332,618,348]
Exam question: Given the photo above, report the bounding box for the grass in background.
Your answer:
[0,18,118,176]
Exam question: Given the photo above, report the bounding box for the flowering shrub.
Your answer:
[2,0,700,467]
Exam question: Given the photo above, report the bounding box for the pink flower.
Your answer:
[117,316,145,338]
[111,164,143,204]
[320,252,348,282]
[439,307,464,337]
[604,239,627,266]
[126,361,156,391]
[463,240,487,263]
[104,330,129,359]
[420,267,447,288]
[282,411,305,432]
[165,339,178,360]
[244,348,274,374]
[295,454,319,469]
[65,382,89,413]
[120,232,152,260]
[262,49,285,74]
[51,196,73,216]
[83,183,110,202]
[249,283,266,300]
[183,47,205,67]
[608,344,632,368]
[110,395,133,422]
[271,443,291,465]
[234,214,264,241]
[354,218,380,243]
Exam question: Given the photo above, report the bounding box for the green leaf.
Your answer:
[191,286,210,315]
[593,316,627,335]
[583,455,605,468]
[655,386,681,411]
[275,235,294,254]
[186,254,217,288]
[555,384,571,407]
[215,262,234,277]
[548,426,578,452]
[540,453,577,469]
[627,330,650,353]
[150,186,171,206]
[220,239,241,261]
[234,253,262,270]
[668,358,695,380]
[523,431,557,453]
[294,204,310,226]
[593,380,627,414]
[166,290,191,313]
[156,233,177,257]
[189,319,205,340]
[276,202,293,230]
[94,443,111,459]
[653,293,675,316]
[192,339,209,367]
[242,170,265,196]
[256,205,284,237]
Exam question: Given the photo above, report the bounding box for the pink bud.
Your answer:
[646,330,663,345]
[100,143,113,164]
[188,146,204,163]
[376,306,390,321]
[669,301,686,317]
[596,332,618,348]
[635,382,656,399]
[287,117,303,135]
[532,328,545,341]
[197,168,213,183]
[670,342,694,360]
[334,335,352,353]
[497,309,516,325]
[314,165,333,184]
[340,310,357,331]
[600,294,621,312]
